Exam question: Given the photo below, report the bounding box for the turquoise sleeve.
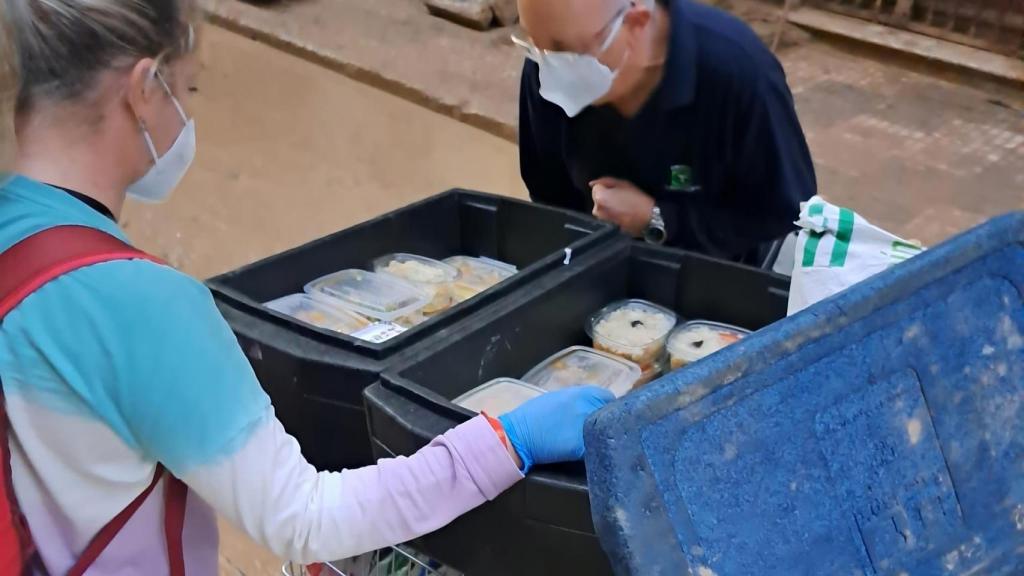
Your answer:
[3,259,272,475]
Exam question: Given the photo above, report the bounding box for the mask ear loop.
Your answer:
[598,6,629,56]
[511,35,545,64]
[133,66,162,163]
[135,18,194,165]
[154,70,188,124]
[136,63,187,164]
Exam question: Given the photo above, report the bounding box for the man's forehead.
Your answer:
[518,0,623,50]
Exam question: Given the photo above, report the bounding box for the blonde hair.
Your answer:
[0,0,16,174]
[3,0,196,117]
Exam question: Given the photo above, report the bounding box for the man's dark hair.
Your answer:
[656,0,670,6]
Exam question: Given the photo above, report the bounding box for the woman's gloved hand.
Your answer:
[498,386,615,473]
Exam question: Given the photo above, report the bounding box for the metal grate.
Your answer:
[809,0,1024,57]
[283,546,462,576]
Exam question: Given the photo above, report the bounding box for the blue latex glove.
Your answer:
[499,386,615,473]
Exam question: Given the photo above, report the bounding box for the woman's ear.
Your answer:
[125,58,159,126]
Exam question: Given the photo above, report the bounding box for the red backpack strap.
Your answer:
[66,466,166,576]
[0,225,162,318]
[163,475,188,576]
[0,401,34,575]
[66,466,187,576]
[0,225,185,575]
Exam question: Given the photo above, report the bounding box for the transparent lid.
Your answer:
[444,256,517,291]
[523,346,641,398]
[667,321,751,363]
[586,299,678,352]
[642,355,669,377]
[304,269,429,321]
[372,253,459,285]
[453,378,545,416]
[475,256,518,273]
[636,356,668,388]
[264,293,371,335]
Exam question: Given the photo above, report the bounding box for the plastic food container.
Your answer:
[453,378,546,416]
[523,346,641,398]
[443,256,517,303]
[587,299,677,368]
[304,269,430,323]
[634,356,668,390]
[667,321,751,370]
[373,254,460,315]
[264,293,371,335]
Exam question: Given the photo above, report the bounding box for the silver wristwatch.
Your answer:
[644,206,667,245]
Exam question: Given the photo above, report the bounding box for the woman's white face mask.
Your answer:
[513,7,630,118]
[126,71,196,204]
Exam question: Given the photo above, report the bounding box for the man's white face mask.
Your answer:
[513,5,630,118]
[126,70,196,204]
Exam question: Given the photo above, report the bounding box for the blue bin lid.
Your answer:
[585,213,1024,576]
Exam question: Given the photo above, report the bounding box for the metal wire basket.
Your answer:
[283,545,461,576]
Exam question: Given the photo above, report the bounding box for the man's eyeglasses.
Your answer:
[511,4,630,62]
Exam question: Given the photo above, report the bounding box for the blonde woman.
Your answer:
[0,0,613,573]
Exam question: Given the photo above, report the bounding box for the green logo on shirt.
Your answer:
[668,165,699,192]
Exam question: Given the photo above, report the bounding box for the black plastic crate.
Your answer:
[366,241,791,575]
[208,190,616,470]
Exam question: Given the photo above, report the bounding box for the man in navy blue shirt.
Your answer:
[516,0,816,263]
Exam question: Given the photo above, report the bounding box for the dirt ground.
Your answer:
[122,25,524,281]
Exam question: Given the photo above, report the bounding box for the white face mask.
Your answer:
[126,72,196,204]
[514,7,630,118]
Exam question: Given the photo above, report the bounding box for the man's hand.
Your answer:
[590,177,655,237]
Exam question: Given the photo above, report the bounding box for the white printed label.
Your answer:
[353,321,407,343]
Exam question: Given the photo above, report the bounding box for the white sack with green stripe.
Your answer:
[788,196,924,316]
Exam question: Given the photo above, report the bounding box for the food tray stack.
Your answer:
[366,241,790,575]
[207,190,616,470]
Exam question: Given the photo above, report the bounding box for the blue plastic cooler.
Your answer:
[586,213,1024,576]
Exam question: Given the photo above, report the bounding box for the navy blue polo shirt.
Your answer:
[519,0,816,261]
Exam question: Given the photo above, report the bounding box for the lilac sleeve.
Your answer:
[183,410,523,563]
